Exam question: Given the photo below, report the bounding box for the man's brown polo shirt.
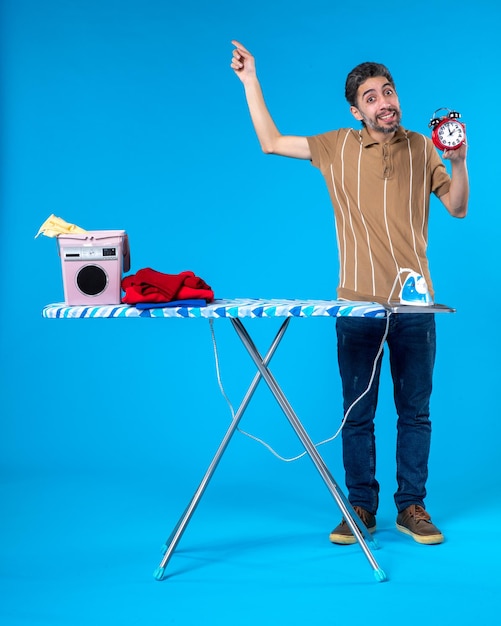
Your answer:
[307,126,451,304]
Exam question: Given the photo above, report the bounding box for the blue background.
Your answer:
[1,0,500,624]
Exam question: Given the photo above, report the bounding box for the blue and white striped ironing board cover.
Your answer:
[42,298,387,319]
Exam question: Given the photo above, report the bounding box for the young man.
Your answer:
[231,41,469,545]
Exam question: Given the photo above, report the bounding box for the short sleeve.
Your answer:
[307,131,341,173]
[428,141,451,198]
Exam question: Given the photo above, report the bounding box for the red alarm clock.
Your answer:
[428,108,466,151]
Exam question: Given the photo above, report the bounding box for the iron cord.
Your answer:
[208,314,390,463]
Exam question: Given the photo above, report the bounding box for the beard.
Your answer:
[362,107,401,134]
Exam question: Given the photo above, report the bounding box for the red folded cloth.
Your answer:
[122,268,214,304]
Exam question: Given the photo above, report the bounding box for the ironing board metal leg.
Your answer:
[230,318,386,582]
[154,318,291,581]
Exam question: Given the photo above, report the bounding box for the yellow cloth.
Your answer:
[35,214,87,238]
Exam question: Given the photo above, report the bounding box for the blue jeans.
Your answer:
[336,313,436,514]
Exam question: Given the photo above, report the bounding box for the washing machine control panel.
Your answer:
[62,246,119,261]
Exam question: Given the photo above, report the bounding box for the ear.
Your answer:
[350,105,363,121]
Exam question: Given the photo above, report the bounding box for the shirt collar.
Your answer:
[358,126,408,147]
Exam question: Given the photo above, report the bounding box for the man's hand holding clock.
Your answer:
[428,108,467,162]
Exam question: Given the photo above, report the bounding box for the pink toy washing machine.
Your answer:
[57,230,130,305]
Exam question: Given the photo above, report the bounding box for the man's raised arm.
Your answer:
[231,41,311,160]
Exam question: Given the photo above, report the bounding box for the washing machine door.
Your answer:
[76,264,108,296]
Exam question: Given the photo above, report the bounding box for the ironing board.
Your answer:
[43,298,396,582]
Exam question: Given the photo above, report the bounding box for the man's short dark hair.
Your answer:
[345,62,395,107]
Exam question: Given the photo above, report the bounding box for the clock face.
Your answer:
[436,120,465,149]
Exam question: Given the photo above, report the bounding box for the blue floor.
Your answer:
[2,457,499,626]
